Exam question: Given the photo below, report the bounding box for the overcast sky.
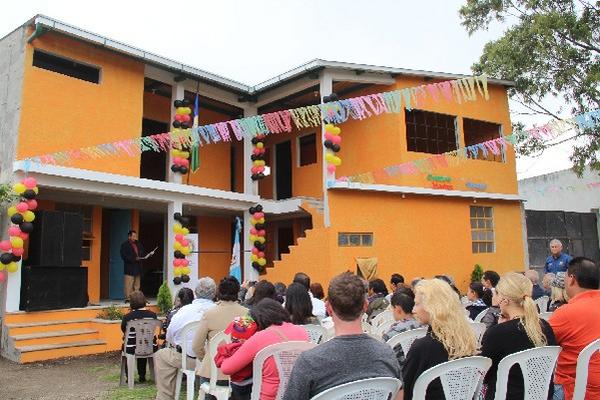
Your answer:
[1,0,577,178]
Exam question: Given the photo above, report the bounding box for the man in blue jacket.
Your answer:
[544,239,572,274]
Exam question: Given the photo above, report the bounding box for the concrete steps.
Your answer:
[18,339,108,363]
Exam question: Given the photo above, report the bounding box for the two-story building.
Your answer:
[0,15,525,362]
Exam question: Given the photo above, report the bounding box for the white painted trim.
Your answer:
[254,76,318,108]
[328,69,396,86]
[329,181,524,201]
[319,72,333,227]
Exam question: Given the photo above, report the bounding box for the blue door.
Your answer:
[108,209,131,300]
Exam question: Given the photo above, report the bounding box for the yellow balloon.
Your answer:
[7,206,17,217]
[10,236,23,248]
[324,124,335,133]
[13,183,26,194]
[257,218,265,224]
[174,241,182,250]
[257,258,266,266]
[256,142,264,149]
[251,254,258,261]
[332,156,342,166]
[181,267,191,275]
[171,149,181,157]
[33,187,39,194]
[181,247,190,256]
[250,218,257,226]
[174,267,183,277]
[7,262,18,273]
[182,228,190,236]
[180,151,190,159]
[0,263,4,271]
[331,127,341,135]
[325,153,336,163]
[257,236,266,244]
[23,211,35,223]
[249,235,257,242]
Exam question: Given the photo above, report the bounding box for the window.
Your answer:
[463,118,503,162]
[298,133,317,166]
[405,110,458,154]
[470,206,495,253]
[33,50,100,84]
[338,232,374,247]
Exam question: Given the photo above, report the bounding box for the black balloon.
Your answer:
[255,205,263,212]
[249,206,256,214]
[174,250,185,259]
[323,95,331,103]
[251,137,259,145]
[174,100,183,108]
[255,243,266,252]
[252,261,260,269]
[254,223,264,230]
[0,253,12,265]
[23,190,36,200]
[182,99,191,107]
[12,254,21,262]
[19,222,34,233]
[180,123,189,129]
[331,144,341,152]
[324,140,333,149]
[173,121,181,128]
[329,93,339,101]
[11,214,24,225]
[173,212,182,221]
[254,241,262,247]
[181,275,190,283]
[257,173,265,179]
[251,174,259,181]
[173,276,182,285]
[179,166,188,174]
[171,165,180,173]
[180,217,190,227]
[251,155,257,161]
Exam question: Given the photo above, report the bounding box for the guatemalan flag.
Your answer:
[229,217,242,282]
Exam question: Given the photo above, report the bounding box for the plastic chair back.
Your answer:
[413,356,492,400]
[474,308,489,323]
[251,341,316,400]
[125,318,161,357]
[539,311,553,321]
[175,320,202,400]
[372,319,395,338]
[573,339,600,400]
[385,327,427,356]
[309,377,402,400]
[303,324,327,344]
[493,346,561,400]
[534,296,549,313]
[469,322,486,346]
[371,309,393,328]
[199,331,232,400]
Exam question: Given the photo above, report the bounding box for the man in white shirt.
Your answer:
[155,278,216,400]
[293,272,326,318]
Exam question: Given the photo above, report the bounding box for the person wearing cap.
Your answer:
[544,239,572,274]
[548,272,569,312]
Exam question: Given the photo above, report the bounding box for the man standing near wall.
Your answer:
[120,230,153,301]
[544,239,572,274]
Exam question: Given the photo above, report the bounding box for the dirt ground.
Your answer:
[0,352,158,400]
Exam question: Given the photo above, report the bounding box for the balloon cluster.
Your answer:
[0,177,38,281]
[323,93,342,174]
[172,212,192,285]
[248,205,267,273]
[250,134,267,181]
[171,99,192,175]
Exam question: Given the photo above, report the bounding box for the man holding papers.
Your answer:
[120,230,155,300]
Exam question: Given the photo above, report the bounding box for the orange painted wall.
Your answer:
[266,192,525,293]
[17,31,145,176]
[143,92,171,123]
[196,216,232,281]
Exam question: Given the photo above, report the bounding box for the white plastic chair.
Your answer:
[539,311,553,321]
[371,309,393,328]
[413,356,492,400]
[174,320,202,400]
[372,319,395,339]
[474,308,489,323]
[198,331,231,400]
[119,318,162,389]
[309,377,402,400]
[361,321,373,334]
[573,339,600,400]
[251,341,316,400]
[322,325,336,342]
[303,324,327,344]
[386,327,427,356]
[534,296,549,313]
[470,322,486,346]
[493,346,561,400]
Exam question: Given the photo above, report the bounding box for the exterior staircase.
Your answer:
[1,304,157,363]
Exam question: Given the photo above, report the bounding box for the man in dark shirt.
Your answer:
[120,230,151,301]
[283,272,401,399]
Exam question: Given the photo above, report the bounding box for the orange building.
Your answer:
[0,15,525,362]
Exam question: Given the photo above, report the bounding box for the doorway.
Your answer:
[275,140,292,200]
[100,209,131,300]
[140,119,168,181]
[276,224,295,260]
[139,211,165,298]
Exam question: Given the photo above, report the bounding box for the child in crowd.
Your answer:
[215,315,258,400]
[465,282,488,320]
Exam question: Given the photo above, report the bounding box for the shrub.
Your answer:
[471,264,484,283]
[97,304,124,320]
[156,281,172,315]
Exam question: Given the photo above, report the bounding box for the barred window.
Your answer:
[470,206,495,253]
[405,110,458,154]
[463,118,504,162]
[338,232,373,247]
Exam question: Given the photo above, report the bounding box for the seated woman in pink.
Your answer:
[220,298,309,400]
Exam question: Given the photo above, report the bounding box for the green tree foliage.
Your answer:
[156,281,173,315]
[471,264,485,282]
[460,0,600,175]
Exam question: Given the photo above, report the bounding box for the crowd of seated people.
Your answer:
[118,256,599,400]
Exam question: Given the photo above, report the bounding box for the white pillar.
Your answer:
[4,263,21,312]
[242,106,259,282]
[168,83,185,184]
[243,210,259,282]
[520,201,530,269]
[319,71,333,227]
[242,106,259,196]
[166,200,183,297]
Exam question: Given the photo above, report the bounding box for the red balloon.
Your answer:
[175,234,184,242]
[181,259,189,267]
[324,132,334,141]
[258,251,265,258]
[23,177,37,189]
[250,228,257,235]
[174,114,184,122]
[251,166,258,174]
[180,114,191,123]
[253,212,264,219]
[251,247,259,255]
[8,226,21,237]
[252,148,261,155]
[16,202,28,213]
[173,259,181,267]
[12,248,24,257]
[327,164,337,174]
[180,239,189,247]
[26,199,38,210]
[0,272,5,283]
[0,240,11,251]
[331,135,342,144]
[180,159,189,167]
[258,230,266,237]
[19,232,28,240]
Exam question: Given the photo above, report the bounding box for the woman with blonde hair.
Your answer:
[481,272,556,399]
[402,279,478,399]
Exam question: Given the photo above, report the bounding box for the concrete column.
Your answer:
[242,106,259,196]
[4,264,21,312]
[319,71,333,227]
[243,210,259,282]
[168,83,185,184]
[520,201,530,269]
[166,200,183,296]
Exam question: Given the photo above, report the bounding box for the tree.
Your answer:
[459,0,600,175]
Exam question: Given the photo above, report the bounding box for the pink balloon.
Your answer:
[327,164,337,174]
[23,177,37,189]
[8,226,21,237]
[181,259,189,267]
[16,202,28,213]
[180,159,189,167]
[173,259,181,267]
[251,166,258,174]
[331,135,342,144]
[12,248,24,257]
[0,240,11,251]
[180,239,189,247]
[0,272,5,283]
[175,234,184,242]
[325,132,334,141]
[258,252,265,258]
[26,199,38,210]
[257,166,265,172]
[250,228,257,235]
[253,212,264,219]
[251,247,259,255]
[257,230,266,237]
[19,233,29,240]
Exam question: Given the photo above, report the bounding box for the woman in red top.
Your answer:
[220,298,309,400]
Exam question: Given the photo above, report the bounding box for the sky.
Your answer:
[1,0,578,179]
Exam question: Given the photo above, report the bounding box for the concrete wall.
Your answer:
[519,167,600,212]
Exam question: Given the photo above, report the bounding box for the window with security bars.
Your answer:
[470,206,495,253]
[463,118,504,162]
[338,232,373,247]
[405,109,458,154]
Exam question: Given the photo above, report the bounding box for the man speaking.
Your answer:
[120,230,154,300]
